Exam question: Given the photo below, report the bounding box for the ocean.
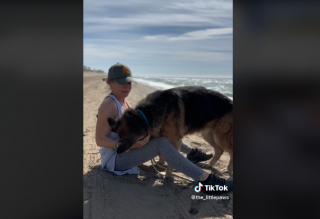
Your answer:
[133,76,233,100]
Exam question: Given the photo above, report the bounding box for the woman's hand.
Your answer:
[130,135,151,149]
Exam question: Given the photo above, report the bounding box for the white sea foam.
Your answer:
[134,78,174,90]
[134,76,233,99]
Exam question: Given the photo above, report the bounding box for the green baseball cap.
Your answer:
[104,62,135,85]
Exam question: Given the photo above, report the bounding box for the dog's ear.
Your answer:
[108,118,118,130]
[117,138,133,154]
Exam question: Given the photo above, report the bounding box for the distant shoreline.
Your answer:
[83,71,105,74]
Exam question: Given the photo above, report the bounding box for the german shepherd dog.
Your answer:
[108,86,233,177]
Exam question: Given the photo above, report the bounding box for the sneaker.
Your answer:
[187,148,213,163]
[199,173,233,194]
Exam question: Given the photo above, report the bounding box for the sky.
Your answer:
[84,0,233,77]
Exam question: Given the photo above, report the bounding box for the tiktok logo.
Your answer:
[194,182,204,192]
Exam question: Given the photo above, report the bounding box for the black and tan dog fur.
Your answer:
[108,86,233,176]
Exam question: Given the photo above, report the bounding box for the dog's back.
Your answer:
[136,86,233,132]
[177,86,232,132]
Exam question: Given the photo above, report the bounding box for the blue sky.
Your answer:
[84,0,233,77]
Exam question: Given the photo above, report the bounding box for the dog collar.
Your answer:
[137,109,149,125]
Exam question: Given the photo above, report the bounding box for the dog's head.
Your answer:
[108,108,149,153]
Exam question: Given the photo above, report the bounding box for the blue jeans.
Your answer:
[114,137,204,181]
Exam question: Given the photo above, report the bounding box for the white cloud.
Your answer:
[143,28,232,41]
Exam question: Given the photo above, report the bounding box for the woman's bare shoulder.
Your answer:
[98,97,118,119]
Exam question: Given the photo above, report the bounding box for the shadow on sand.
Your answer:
[83,162,233,219]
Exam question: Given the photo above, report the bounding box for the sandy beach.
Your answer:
[83,72,233,219]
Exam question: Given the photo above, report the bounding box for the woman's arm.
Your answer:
[95,98,119,149]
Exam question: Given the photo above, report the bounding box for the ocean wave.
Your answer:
[134,76,233,98]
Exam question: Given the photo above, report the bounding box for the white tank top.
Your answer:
[98,94,140,175]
